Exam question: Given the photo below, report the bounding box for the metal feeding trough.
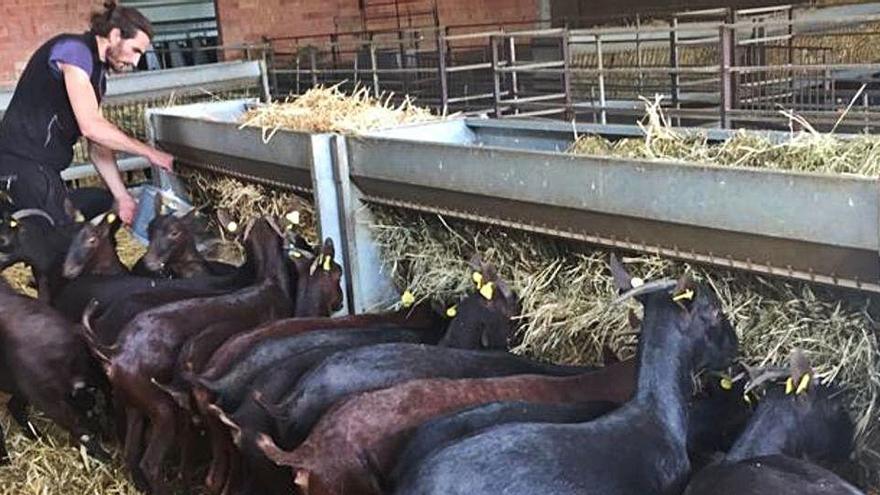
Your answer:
[148,100,880,316]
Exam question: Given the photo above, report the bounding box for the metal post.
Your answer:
[670,17,681,126]
[596,34,607,125]
[266,42,279,98]
[369,37,380,98]
[295,54,302,95]
[330,34,340,71]
[310,48,319,87]
[787,6,794,108]
[720,25,734,129]
[259,59,272,103]
[398,27,409,97]
[636,14,643,96]
[562,29,573,121]
[353,50,360,88]
[509,35,519,114]
[491,35,503,118]
[437,29,450,115]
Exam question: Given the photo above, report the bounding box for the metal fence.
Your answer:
[262,4,880,132]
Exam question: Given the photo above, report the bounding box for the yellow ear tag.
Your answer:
[785,377,795,395]
[445,305,458,318]
[472,271,484,289]
[289,250,303,259]
[672,289,694,302]
[322,256,332,272]
[480,282,495,301]
[401,290,415,308]
[720,377,733,391]
[226,221,238,233]
[8,220,17,229]
[106,213,117,224]
[796,373,811,395]
[631,277,645,288]
[74,212,85,223]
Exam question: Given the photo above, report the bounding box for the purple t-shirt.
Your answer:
[48,39,93,79]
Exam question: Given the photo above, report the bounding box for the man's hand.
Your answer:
[116,193,138,226]
[147,148,174,171]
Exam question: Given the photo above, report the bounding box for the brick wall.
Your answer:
[214,0,541,45]
[0,0,100,86]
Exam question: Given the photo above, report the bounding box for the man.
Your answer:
[0,1,174,225]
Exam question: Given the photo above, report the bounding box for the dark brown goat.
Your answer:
[62,212,127,279]
[135,199,234,279]
[0,279,109,462]
[254,359,637,495]
[93,219,294,493]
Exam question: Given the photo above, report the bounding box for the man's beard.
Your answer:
[106,45,131,73]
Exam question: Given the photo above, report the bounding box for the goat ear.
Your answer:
[609,254,632,292]
[602,345,619,366]
[481,260,499,282]
[64,198,85,223]
[318,238,338,273]
[468,253,483,273]
[321,237,335,259]
[787,348,814,396]
[671,275,696,308]
[627,309,642,329]
[154,194,164,218]
[294,469,311,494]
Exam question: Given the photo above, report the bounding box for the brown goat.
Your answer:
[95,219,293,493]
[254,358,637,495]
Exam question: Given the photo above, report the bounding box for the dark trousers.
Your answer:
[0,152,112,225]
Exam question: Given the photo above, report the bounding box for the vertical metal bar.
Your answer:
[268,46,279,98]
[720,25,734,129]
[597,34,606,124]
[509,35,519,114]
[370,37,380,97]
[331,34,340,71]
[562,29,573,121]
[864,92,870,133]
[353,48,360,88]
[669,17,680,126]
[398,25,409,96]
[310,49,319,87]
[787,6,795,108]
[491,35,502,117]
[295,54,302,95]
[437,29,449,115]
[259,59,272,103]
[636,14,644,96]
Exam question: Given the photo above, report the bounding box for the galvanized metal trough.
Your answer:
[147,101,880,316]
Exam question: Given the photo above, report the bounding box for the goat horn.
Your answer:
[11,208,55,226]
[612,279,678,305]
[743,368,791,395]
[266,216,284,239]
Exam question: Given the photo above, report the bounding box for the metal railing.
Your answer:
[257,4,880,133]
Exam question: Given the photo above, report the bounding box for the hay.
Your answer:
[570,96,880,176]
[0,411,140,495]
[177,165,317,247]
[239,85,436,138]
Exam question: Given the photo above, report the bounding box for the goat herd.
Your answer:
[0,195,866,495]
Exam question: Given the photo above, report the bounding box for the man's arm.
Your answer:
[88,140,137,224]
[60,63,173,170]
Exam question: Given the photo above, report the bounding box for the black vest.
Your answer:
[0,32,106,171]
